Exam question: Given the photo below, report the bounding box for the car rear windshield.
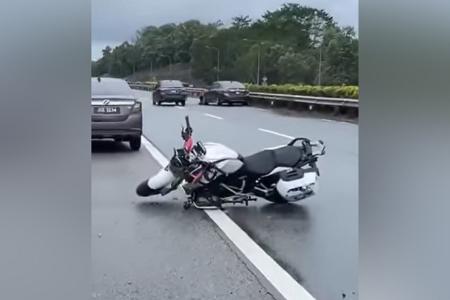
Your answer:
[92,78,132,96]
[160,80,183,88]
[220,82,245,89]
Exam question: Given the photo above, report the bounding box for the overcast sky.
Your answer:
[92,0,358,60]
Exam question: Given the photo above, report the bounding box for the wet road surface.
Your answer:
[92,90,358,299]
[92,141,279,300]
[135,91,358,300]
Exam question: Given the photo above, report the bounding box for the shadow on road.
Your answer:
[226,202,311,222]
[135,198,204,219]
[91,140,132,153]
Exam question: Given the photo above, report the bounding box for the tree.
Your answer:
[232,15,252,29]
[91,4,358,85]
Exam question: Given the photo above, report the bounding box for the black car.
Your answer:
[199,81,250,106]
[152,80,188,106]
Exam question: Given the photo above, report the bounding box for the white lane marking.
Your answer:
[140,135,315,300]
[205,210,315,300]
[141,136,169,166]
[258,128,294,140]
[204,113,223,120]
[175,106,186,110]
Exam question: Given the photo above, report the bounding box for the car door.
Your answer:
[153,83,160,101]
[208,82,220,101]
[204,83,212,102]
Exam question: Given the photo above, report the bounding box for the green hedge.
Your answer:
[246,84,359,99]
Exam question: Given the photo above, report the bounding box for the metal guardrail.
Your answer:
[128,83,207,97]
[128,82,359,109]
[128,83,153,91]
[249,92,359,108]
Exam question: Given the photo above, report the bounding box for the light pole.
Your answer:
[318,47,322,86]
[312,11,324,86]
[206,46,220,81]
[242,38,264,85]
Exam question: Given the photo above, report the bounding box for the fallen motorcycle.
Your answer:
[136,116,325,209]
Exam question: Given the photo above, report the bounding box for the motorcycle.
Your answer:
[136,116,326,209]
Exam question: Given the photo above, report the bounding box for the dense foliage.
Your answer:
[247,84,359,99]
[92,3,358,86]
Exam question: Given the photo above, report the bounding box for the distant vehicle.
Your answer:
[152,80,188,106]
[199,81,250,106]
[91,77,142,151]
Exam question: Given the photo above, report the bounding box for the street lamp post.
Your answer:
[206,46,220,81]
[242,38,264,85]
[256,45,261,85]
[318,47,322,86]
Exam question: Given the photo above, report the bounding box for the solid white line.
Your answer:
[141,136,169,166]
[205,209,315,300]
[140,135,315,300]
[175,106,186,110]
[258,128,294,140]
[204,113,223,120]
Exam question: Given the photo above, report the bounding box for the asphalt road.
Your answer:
[92,141,278,300]
[92,91,358,300]
[136,91,358,300]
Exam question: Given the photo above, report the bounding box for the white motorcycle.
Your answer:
[136,116,326,209]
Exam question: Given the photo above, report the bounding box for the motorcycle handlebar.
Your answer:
[185,116,191,129]
[181,115,193,141]
[288,137,325,156]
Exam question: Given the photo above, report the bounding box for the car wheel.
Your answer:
[129,136,141,151]
[181,101,186,106]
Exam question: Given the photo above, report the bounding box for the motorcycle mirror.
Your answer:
[185,116,191,128]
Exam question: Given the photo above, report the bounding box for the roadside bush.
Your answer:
[246,84,359,99]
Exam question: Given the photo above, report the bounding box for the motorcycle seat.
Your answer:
[242,146,304,176]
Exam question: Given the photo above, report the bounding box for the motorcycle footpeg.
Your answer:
[192,196,223,210]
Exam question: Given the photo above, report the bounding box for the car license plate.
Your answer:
[94,106,120,114]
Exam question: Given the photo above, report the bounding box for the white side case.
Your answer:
[276,171,318,202]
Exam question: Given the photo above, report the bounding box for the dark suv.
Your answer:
[152,80,188,106]
[91,77,142,151]
[200,81,250,106]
